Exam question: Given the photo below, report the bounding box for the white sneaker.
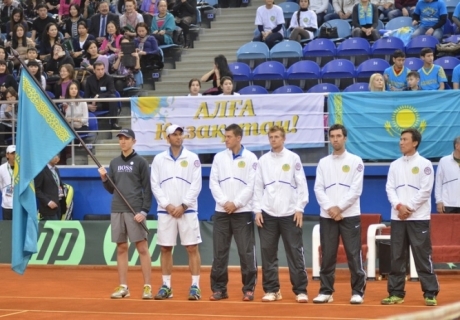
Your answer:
[111,286,130,299]
[296,293,308,303]
[313,294,333,304]
[350,294,364,304]
[262,291,282,302]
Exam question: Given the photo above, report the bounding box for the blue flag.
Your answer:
[12,70,75,274]
[328,91,460,160]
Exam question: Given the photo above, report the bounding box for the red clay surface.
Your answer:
[0,265,458,320]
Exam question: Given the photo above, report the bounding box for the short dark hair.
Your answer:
[36,3,48,10]
[392,50,405,59]
[225,124,243,137]
[188,78,201,88]
[453,136,460,149]
[268,125,285,138]
[420,48,433,57]
[401,128,422,150]
[93,61,105,69]
[407,71,420,79]
[328,123,347,137]
[220,76,233,86]
[135,22,149,32]
[27,47,38,53]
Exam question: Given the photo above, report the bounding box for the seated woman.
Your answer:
[63,3,85,39]
[369,73,385,91]
[82,40,110,73]
[120,0,144,38]
[352,0,380,42]
[99,21,124,60]
[71,21,95,67]
[45,43,75,91]
[171,0,196,48]
[27,60,47,89]
[111,36,141,92]
[63,80,89,131]
[219,76,240,96]
[0,60,19,100]
[54,63,75,98]
[0,87,18,149]
[188,78,201,96]
[0,47,14,75]
[40,22,63,61]
[5,24,35,69]
[151,0,176,46]
[134,22,162,69]
[201,54,233,95]
[5,8,29,42]
[59,0,83,26]
[289,0,318,43]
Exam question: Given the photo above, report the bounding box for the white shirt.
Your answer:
[386,152,434,221]
[218,93,241,95]
[310,0,329,14]
[65,101,89,127]
[187,93,202,96]
[314,150,364,219]
[435,153,460,207]
[151,147,202,212]
[254,5,285,33]
[0,162,14,209]
[253,148,308,217]
[289,10,318,39]
[333,0,359,14]
[210,146,258,213]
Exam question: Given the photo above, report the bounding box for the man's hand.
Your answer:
[397,204,413,220]
[402,7,409,16]
[328,206,342,220]
[255,212,264,227]
[171,205,185,218]
[436,202,445,213]
[293,211,303,227]
[223,201,237,214]
[165,204,175,215]
[412,20,419,26]
[88,103,97,112]
[48,201,58,209]
[134,213,146,223]
[425,28,434,36]
[98,167,107,181]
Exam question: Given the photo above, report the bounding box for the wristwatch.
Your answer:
[181,203,188,210]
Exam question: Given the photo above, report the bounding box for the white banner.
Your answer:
[130,94,325,155]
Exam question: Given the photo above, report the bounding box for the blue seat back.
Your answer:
[88,112,98,131]
[238,85,269,95]
[286,60,321,79]
[321,59,356,79]
[278,1,300,19]
[337,37,371,56]
[307,83,340,93]
[405,35,439,54]
[303,38,336,66]
[236,41,270,68]
[371,37,405,56]
[356,58,390,79]
[404,57,424,71]
[273,85,303,94]
[252,61,286,80]
[270,40,303,59]
[434,56,460,76]
[318,19,352,39]
[343,82,370,92]
[228,62,252,81]
[385,17,413,30]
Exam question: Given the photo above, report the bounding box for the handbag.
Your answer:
[319,23,338,39]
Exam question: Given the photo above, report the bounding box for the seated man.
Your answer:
[411,0,447,42]
[31,3,57,45]
[324,0,358,22]
[371,0,394,20]
[84,62,121,129]
[171,0,196,48]
[253,0,285,49]
[452,2,460,34]
[418,47,446,90]
[387,0,416,20]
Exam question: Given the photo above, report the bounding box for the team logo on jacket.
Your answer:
[424,167,432,175]
[252,162,257,170]
[194,160,201,167]
[238,161,246,168]
[342,165,350,173]
[412,166,419,174]
[295,163,301,171]
[180,160,188,168]
[282,164,290,171]
[357,164,363,172]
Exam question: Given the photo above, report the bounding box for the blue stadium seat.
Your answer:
[434,56,460,78]
[336,37,371,66]
[285,60,321,90]
[78,112,98,142]
[405,35,439,56]
[228,62,252,90]
[356,58,390,81]
[443,34,460,43]
[273,85,304,94]
[321,59,356,90]
[303,38,336,67]
[377,20,385,31]
[252,61,286,91]
[238,85,269,95]
[236,41,270,69]
[269,40,303,67]
[46,91,55,99]
[384,17,413,30]
[371,37,405,61]
[404,57,424,71]
[317,19,352,41]
[307,83,340,93]
[343,82,370,92]
[278,1,300,24]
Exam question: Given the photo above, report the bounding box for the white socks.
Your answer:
[162,275,171,288]
[192,275,200,288]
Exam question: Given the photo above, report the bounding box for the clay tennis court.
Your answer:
[0,266,459,319]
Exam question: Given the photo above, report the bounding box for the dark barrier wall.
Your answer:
[0,166,438,221]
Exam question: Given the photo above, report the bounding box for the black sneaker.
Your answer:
[243,291,254,301]
[209,291,229,301]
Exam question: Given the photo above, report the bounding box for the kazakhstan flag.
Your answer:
[328,91,460,160]
[12,70,75,274]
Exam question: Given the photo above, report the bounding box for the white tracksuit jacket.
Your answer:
[435,153,460,207]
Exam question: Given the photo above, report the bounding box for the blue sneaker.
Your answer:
[154,285,173,300]
[188,285,201,300]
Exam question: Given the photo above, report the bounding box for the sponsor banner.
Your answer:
[130,94,325,155]
[328,91,460,160]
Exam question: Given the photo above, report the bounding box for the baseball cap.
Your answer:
[116,128,135,139]
[166,125,184,136]
[6,145,16,153]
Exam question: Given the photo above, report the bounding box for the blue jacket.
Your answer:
[134,35,160,55]
[151,12,175,45]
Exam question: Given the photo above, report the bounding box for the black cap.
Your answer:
[116,128,135,139]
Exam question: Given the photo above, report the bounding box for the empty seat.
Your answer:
[343,82,370,92]
[273,85,303,94]
[303,38,336,67]
[236,41,270,69]
[405,35,439,56]
[307,83,340,93]
[228,62,252,91]
[269,40,303,68]
[238,85,269,95]
[278,1,299,26]
[321,59,356,90]
[252,61,286,91]
[336,37,371,66]
[384,17,413,30]
[371,37,405,61]
[404,57,424,71]
[434,56,460,78]
[285,60,321,90]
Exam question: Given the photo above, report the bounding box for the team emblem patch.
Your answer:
[238,161,246,168]
[295,163,301,171]
[252,162,257,170]
[424,167,432,175]
[181,160,188,168]
[194,160,200,167]
[412,166,419,174]
[357,164,363,172]
[342,165,350,173]
[282,164,290,172]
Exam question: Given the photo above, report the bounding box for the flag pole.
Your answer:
[12,49,149,233]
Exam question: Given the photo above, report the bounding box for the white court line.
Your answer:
[0,311,28,318]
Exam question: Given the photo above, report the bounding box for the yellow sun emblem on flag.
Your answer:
[384,105,427,136]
